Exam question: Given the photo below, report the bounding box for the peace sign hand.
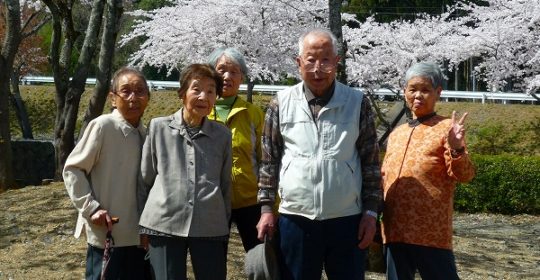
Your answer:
[448,111,468,150]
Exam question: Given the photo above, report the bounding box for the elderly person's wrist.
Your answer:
[364,210,378,219]
[363,200,379,214]
[261,204,273,214]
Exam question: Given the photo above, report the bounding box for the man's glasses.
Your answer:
[302,60,336,73]
[113,89,148,99]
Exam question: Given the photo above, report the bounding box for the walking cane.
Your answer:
[101,217,119,280]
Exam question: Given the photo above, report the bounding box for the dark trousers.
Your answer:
[278,213,367,280]
[231,204,263,252]
[385,243,459,280]
[147,235,227,280]
[86,244,150,280]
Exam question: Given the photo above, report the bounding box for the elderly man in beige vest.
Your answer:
[256,28,382,280]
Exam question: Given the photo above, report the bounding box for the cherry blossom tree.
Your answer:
[457,0,540,98]
[342,5,486,145]
[121,0,327,85]
[343,9,470,94]
[343,0,540,101]
[341,0,540,145]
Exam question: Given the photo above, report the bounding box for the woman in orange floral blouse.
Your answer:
[381,62,475,280]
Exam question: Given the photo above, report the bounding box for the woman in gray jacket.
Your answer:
[138,64,232,280]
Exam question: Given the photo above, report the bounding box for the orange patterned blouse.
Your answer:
[381,115,475,250]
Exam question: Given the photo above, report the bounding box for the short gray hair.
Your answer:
[207,47,248,77]
[404,62,444,89]
[298,28,338,56]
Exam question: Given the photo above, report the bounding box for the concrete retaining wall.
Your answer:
[11,140,55,186]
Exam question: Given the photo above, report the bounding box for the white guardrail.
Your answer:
[21,76,538,104]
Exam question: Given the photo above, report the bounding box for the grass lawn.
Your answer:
[10,85,540,155]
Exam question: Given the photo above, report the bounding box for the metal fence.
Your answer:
[21,76,538,104]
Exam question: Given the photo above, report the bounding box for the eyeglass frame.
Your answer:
[299,58,338,73]
[112,89,149,99]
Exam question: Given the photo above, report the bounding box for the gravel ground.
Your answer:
[1,183,539,280]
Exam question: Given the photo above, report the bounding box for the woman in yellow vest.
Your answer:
[207,48,265,252]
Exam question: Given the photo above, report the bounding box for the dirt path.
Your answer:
[453,213,540,279]
[1,183,539,279]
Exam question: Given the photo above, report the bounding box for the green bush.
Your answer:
[467,123,519,155]
[455,155,540,215]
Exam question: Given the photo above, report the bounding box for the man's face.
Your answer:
[404,76,441,118]
[110,73,149,127]
[296,33,340,96]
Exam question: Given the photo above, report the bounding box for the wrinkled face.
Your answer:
[181,77,218,123]
[296,33,339,96]
[110,73,149,127]
[404,76,441,118]
[215,56,243,98]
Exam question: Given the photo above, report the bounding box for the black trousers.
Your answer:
[86,244,151,280]
[385,243,459,280]
[230,204,262,252]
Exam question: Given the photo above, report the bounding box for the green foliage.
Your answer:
[435,102,540,156]
[525,116,540,151]
[455,155,540,214]
[467,123,519,155]
[136,0,174,10]
[9,87,58,139]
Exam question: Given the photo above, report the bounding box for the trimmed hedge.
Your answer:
[455,154,540,215]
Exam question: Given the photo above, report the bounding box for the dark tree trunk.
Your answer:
[0,62,15,189]
[0,0,22,189]
[246,80,255,103]
[79,0,124,138]
[328,0,347,84]
[43,0,107,179]
[43,0,77,181]
[10,68,34,139]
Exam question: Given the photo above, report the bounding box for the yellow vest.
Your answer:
[209,96,264,209]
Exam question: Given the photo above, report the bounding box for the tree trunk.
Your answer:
[43,0,107,179]
[376,101,407,150]
[79,0,124,138]
[328,0,347,84]
[0,61,15,189]
[10,68,34,139]
[44,0,77,181]
[0,0,22,189]
[246,80,255,103]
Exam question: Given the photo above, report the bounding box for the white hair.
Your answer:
[298,28,338,56]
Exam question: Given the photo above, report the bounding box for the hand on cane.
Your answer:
[90,209,119,231]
